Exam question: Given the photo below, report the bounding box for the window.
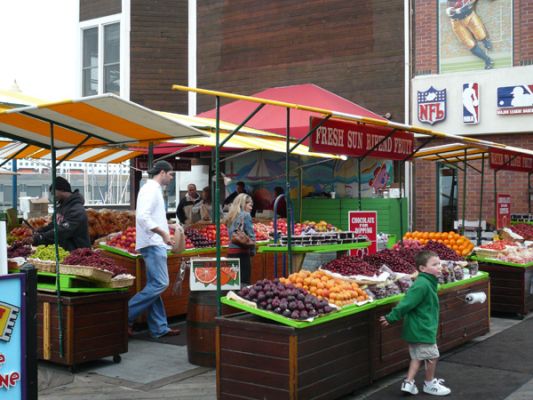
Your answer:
[81,21,120,96]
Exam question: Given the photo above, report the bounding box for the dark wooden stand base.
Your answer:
[216,278,490,399]
[37,291,129,370]
[216,311,371,400]
[478,262,533,316]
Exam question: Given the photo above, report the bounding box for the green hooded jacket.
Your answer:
[385,272,439,344]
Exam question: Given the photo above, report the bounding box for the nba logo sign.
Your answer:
[463,83,479,124]
[417,86,446,125]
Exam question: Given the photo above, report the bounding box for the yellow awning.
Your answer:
[172,85,533,159]
[169,130,341,159]
[0,94,208,149]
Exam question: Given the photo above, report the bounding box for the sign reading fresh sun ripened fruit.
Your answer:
[190,258,240,291]
[0,274,24,400]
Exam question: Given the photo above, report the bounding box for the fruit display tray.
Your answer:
[470,256,533,268]
[258,241,371,253]
[36,271,129,294]
[221,272,489,328]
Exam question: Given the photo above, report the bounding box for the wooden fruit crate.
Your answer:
[37,291,129,370]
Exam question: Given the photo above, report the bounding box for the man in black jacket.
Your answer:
[33,177,91,251]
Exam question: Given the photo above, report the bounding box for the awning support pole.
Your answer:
[50,122,64,358]
[289,115,332,153]
[461,149,467,235]
[148,143,154,169]
[527,172,533,214]
[12,160,17,212]
[0,144,30,168]
[286,107,293,274]
[219,103,265,148]
[399,160,404,244]
[358,158,362,211]
[359,129,397,161]
[215,96,222,316]
[402,136,436,162]
[55,136,91,168]
[477,153,485,245]
[494,169,498,228]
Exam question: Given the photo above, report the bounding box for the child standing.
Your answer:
[379,250,451,396]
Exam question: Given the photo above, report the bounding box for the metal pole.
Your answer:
[148,142,154,169]
[50,122,64,358]
[215,97,222,316]
[12,159,17,212]
[286,108,292,274]
[358,158,362,211]
[461,149,467,235]
[477,154,485,245]
[399,161,404,244]
[21,264,38,400]
[529,172,532,214]
[494,169,497,227]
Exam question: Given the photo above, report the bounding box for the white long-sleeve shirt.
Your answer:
[136,179,169,250]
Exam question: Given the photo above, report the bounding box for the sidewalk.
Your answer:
[38,315,533,400]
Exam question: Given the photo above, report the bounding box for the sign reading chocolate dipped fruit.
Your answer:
[496,194,511,230]
[0,274,24,399]
[309,117,414,160]
[348,211,377,257]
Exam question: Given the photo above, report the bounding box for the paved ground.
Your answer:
[38,314,533,400]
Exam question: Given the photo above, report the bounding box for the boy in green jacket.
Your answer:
[379,250,451,396]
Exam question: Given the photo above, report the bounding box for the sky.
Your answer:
[0,0,78,101]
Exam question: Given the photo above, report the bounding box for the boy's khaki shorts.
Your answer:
[408,343,440,361]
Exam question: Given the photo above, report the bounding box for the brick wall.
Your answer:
[413,0,438,75]
[413,134,533,232]
[197,0,405,121]
[130,0,188,113]
[515,0,533,65]
[80,0,121,21]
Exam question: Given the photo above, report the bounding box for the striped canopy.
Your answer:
[0,140,142,164]
[0,94,207,149]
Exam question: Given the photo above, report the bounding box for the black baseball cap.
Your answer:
[147,160,173,175]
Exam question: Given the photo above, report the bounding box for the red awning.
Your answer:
[197,83,387,140]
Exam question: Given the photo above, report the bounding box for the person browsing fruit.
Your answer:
[176,183,201,225]
[128,160,180,338]
[33,176,91,251]
[379,250,451,396]
[224,194,256,284]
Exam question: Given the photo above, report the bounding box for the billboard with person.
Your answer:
[438,0,512,73]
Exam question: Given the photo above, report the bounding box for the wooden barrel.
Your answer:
[187,290,232,367]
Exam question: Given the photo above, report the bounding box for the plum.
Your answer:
[282,309,291,318]
[273,307,282,314]
[288,301,297,311]
[300,310,309,320]
[290,310,300,319]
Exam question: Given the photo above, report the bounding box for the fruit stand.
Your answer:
[216,273,489,400]
[471,224,533,317]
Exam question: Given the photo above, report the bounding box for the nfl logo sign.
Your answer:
[463,83,479,124]
[417,86,446,125]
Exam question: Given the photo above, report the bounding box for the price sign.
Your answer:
[348,211,377,257]
[496,194,511,229]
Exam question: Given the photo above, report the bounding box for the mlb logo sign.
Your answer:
[497,84,533,115]
[463,83,479,124]
[417,86,446,125]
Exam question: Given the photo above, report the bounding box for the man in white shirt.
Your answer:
[128,160,180,338]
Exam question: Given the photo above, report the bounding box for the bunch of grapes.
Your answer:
[238,278,334,320]
[32,245,70,262]
[7,239,33,258]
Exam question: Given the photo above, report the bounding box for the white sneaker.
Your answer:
[401,379,419,395]
[423,378,451,396]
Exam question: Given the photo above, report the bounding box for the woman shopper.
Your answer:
[225,193,256,284]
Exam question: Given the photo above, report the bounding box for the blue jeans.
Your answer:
[128,245,171,337]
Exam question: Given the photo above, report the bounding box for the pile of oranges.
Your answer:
[403,231,474,256]
[280,269,368,307]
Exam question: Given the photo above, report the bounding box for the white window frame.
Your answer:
[78,3,130,99]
